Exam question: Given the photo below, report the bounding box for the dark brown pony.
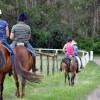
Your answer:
[60,56,78,86]
[0,43,12,100]
[13,45,42,98]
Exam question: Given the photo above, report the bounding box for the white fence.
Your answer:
[35,48,93,68]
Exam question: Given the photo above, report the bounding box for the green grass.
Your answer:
[3,61,100,100]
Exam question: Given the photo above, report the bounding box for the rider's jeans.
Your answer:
[3,41,14,70]
[10,41,36,57]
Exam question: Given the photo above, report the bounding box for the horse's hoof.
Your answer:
[32,68,39,72]
[71,83,74,86]
[64,83,66,86]
[15,92,20,98]
[21,94,25,98]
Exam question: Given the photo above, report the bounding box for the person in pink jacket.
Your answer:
[59,37,80,72]
[63,37,74,58]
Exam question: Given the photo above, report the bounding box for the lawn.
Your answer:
[3,61,100,100]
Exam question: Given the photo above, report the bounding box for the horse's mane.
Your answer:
[0,50,5,68]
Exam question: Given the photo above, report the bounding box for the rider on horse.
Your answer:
[59,37,80,72]
[10,13,38,72]
[72,40,78,56]
[72,40,83,69]
[0,9,14,75]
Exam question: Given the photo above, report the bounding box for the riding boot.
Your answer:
[32,56,39,72]
[9,54,14,76]
[79,57,83,69]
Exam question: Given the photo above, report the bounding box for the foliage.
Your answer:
[78,36,94,51]
[93,42,100,54]
[0,0,100,53]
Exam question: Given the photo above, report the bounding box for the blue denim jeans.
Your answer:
[63,54,75,60]
[3,41,14,70]
[25,42,36,56]
[10,41,36,57]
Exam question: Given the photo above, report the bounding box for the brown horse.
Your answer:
[0,43,12,100]
[60,56,78,86]
[13,45,42,98]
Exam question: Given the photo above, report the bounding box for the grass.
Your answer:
[3,61,100,100]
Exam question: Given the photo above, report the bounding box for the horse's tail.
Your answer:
[0,50,5,68]
[15,55,42,83]
[59,61,63,71]
[60,59,69,72]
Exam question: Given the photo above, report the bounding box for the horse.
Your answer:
[0,43,12,100]
[60,56,78,86]
[13,44,42,98]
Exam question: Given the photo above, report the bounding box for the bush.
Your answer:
[93,42,100,54]
[78,37,93,51]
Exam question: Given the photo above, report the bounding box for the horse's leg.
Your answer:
[67,73,70,86]
[0,82,3,100]
[75,73,78,83]
[64,73,67,85]
[71,72,76,86]
[73,73,77,85]
[0,75,5,100]
[13,73,20,98]
[71,73,74,86]
[21,77,26,98]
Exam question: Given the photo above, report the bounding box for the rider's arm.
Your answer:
[6,26,9,38]
[28,26,32,40]
[10,32,14,40]
[63,44,66,53]
[29,34,31,40]
[10,26,15,40]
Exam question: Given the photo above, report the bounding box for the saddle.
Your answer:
[16,42,33,55]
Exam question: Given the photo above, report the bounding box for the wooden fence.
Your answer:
[36,51,58,76]
[35,48,93,76]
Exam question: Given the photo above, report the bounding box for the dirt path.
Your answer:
[86,57,100,100]
[93,57,100,66]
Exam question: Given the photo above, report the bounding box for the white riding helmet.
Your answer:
[72,40,77,45]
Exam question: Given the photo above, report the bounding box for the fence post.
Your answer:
[47,56,49,76]
[55,53,58,72]
[90,51,93,61]
[82,51,85,57]
[52,56,55,75]
[56,50,58,54]
[40,54,43,73]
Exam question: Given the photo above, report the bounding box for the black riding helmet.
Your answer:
[18,13,27,21]
[67,37,72,42]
